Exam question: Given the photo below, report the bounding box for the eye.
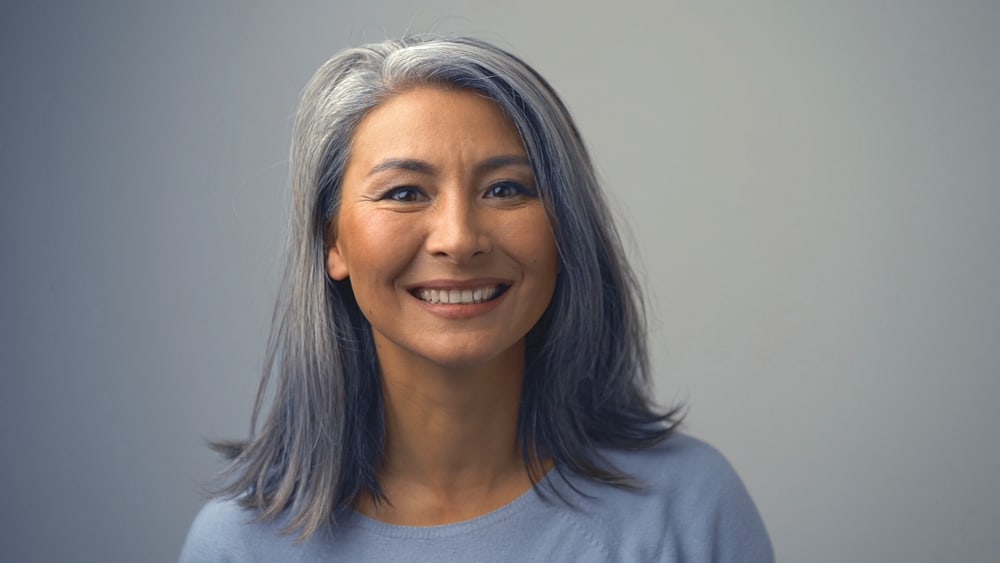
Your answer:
[380,186,426,202]
[484,181,534,199]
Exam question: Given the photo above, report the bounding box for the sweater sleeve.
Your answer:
[669,437,774,563]
[705,459,774,562]
[178,499,250,563]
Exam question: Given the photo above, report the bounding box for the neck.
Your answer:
[357,337,536,525]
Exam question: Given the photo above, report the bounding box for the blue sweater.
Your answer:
[180,434,773,562]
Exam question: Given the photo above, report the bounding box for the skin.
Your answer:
[326,86,559,525]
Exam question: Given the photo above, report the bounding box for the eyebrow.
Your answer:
[365,155,532,178]
[366,158,436,177]
[476,155,532,174]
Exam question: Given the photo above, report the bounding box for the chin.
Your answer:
[419,340,525,374]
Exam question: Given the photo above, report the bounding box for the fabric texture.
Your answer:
[179,434,773,562]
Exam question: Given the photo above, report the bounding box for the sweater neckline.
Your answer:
[343,469,558,539]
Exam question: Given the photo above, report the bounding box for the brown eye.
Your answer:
[382,186,425,202]
[485,181,532,199]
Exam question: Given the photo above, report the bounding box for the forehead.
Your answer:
[345,86,528,170]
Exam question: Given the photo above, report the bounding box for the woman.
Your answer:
[181,34,772,562]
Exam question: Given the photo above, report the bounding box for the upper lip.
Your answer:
[407,278,512,291]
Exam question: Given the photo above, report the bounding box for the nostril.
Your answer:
[425,212,492,261]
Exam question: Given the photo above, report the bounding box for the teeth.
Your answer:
[417,285,501,305]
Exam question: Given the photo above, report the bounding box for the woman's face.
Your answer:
[327,86,559,372]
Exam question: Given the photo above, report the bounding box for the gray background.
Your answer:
[2,1,998,562]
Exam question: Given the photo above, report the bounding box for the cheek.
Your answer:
[505,213,559,280]
[341,212,418,283]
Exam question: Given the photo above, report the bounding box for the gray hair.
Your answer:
[213,34,681,540]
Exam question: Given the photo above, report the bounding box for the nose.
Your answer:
[424,193,492,263]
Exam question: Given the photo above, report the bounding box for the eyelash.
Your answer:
[380,186,424,202]
[485,181,535,199]
[377,181,536,202]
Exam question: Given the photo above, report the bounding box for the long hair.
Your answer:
[212,34,682,540]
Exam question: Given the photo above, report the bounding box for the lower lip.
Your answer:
[411,288,509,319]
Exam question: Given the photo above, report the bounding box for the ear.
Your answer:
[325,240,350,281]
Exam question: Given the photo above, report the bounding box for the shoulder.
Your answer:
[555,433,774,562]
[605,432,749,497]
[178,498,286,562]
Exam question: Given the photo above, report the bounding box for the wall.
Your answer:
[2,2,998,561]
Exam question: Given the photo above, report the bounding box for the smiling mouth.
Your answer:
[411,284,510,305]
